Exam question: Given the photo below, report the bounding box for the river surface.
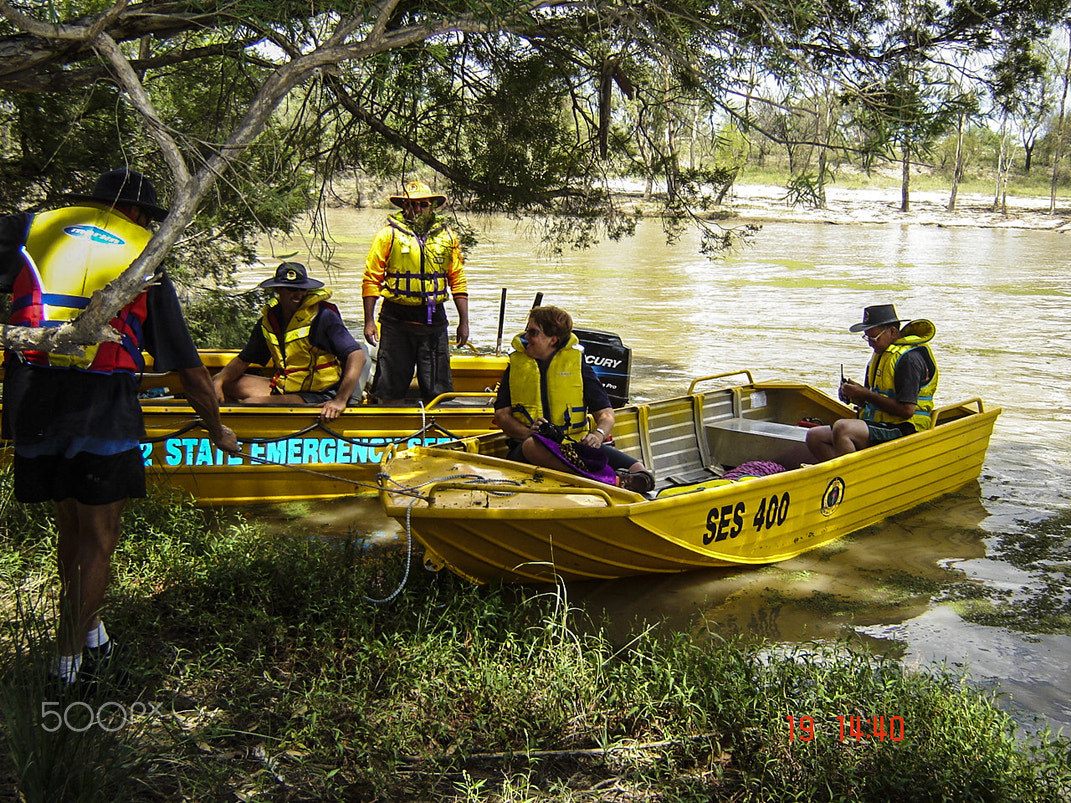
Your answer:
[246,206,1071,735]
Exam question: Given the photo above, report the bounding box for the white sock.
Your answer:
[85,622,109,650]
[55,653,82,683]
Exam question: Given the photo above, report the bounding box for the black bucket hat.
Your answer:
[848,304,905,333]
[66,168,169,221]
[257,262,324,290]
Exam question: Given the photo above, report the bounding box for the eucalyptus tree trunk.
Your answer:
[993,112,1010,214]
[1050,27,1071,214]
[900,145,911,212]
[948,112,965,212]
[664,64,679,199]
[816,81,834,209]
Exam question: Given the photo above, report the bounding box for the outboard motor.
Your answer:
[574,328,631,408]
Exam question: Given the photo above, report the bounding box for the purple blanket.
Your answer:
[530,433,619,485]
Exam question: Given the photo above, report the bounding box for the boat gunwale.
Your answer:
[380,392,1001,519]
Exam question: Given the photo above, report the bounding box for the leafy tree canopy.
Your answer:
[0,0,1066,349]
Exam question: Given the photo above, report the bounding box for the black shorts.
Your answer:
[278,386,338,404]
[865,421,916,446]
[13,448,146,505]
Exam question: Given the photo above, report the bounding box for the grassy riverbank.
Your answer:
[1,480,1069,801]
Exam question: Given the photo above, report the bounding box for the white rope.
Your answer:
[363,473,524,603]
[363,499,416,604]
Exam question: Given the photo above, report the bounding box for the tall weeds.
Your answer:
[0,465,1068,801]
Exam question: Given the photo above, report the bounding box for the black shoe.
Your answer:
[44,671,84,701]
[81,640,130,691]
[617,468,655,494]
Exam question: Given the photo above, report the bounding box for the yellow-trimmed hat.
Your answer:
[257,262,324,290]
[389,180,447,208]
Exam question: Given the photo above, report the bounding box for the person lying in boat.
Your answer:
[492,305,655,494]
[212,262,368,422]
[806,303,939,461]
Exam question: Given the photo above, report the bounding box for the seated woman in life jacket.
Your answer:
[212,262,368,422]
[492,305,654,494]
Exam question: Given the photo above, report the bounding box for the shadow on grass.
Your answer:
[2,476,1070,801]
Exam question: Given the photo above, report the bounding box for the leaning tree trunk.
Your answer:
[900,145,911,213]
[948,113,965,212]
[1051,28,1071,214]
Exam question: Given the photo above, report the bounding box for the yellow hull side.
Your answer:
[380,382,999,584]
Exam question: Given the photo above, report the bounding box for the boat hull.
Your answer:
[140,399,499,505]
[379,378,999,583]
[0,351,506,507]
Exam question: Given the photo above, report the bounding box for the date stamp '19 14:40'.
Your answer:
[786,715,906,742]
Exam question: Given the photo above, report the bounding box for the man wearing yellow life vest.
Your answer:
[213,262,368,421]
[493,305,654,494]
[806,304,939,461]
[362,181,469,404]
[0,167,238,688]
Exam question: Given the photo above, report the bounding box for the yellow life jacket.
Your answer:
[862,319,939,431]
[380,215,455,308]
[261,288,343,393]
[507,333,588,436]
[12,205,151,373]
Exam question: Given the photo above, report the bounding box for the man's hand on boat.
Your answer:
[178,366,241,455]
[319,396,347,422]
[209,425,240,455]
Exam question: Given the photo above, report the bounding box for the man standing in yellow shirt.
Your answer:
[362,181,469,404]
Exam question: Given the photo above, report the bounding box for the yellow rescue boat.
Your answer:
[0,350,506,506]
[139,350,506,505]
[378,371,1000,584]
[1,329,632,506]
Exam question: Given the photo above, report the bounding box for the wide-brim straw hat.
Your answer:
[389,180,447,208]
[66,168,169,222]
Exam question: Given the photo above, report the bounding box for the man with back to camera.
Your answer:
[0,167,239,687]
[806,303,939,461]
[362,181,469,404]
[212,262,368,421]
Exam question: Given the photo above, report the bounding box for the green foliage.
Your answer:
[784,171,832,208]
[180,288,266,350]
[0,470,1067,800]
[2,0,1071,283]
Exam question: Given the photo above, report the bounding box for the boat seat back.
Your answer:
[605,405,643,457]
[698,388,740,427]
[638,396,721,487]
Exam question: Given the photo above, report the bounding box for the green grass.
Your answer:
[0,473,1068,801]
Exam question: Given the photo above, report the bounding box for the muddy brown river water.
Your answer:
[240,206,1071,735]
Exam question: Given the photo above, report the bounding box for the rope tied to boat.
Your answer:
[364,472,524,604]
[363,499,417,605]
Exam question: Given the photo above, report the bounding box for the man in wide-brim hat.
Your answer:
[806,303,940,461]
[388,181,447,209]
[362,180,470,404]
[0,166,237,688]
[213,262,368,418]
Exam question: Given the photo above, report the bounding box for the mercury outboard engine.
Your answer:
[574,328,631,408]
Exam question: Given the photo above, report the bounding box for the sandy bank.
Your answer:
[721,183,1071,232]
